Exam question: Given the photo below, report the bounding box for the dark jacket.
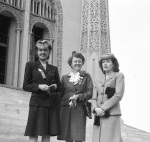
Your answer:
[23,60,61,106]
[60,72,93,105]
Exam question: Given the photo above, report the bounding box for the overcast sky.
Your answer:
[109,0,150,133]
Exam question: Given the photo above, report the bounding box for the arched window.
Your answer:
[30,26,44,62]
[0,15,11,84]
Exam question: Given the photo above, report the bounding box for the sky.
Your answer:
[109,0,150,132]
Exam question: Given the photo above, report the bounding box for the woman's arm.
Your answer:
[77,73,93,101]
[54,67,62,92]
[23,62,39,93]
[101,73,125,111]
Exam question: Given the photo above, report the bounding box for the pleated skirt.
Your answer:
[24,105,60,136]
[92,116,123,142]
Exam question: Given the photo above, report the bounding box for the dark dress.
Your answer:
[23,60,61,136]
[57,72,93,141]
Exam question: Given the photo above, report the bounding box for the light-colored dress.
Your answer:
[92,72,125,142]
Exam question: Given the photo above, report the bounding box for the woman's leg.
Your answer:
[29,136,38,142]
[41,135,50,142]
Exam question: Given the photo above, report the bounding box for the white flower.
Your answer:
[38,69,46,79]
[68,72,83,85]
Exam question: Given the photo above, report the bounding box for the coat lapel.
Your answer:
[105,72,116,83]
[66,74,75,87]
[100,72,116,86]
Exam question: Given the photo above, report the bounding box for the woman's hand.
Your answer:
[69,95,79,107]
[49,84,57,89]
[95,108,105,116]
[38,84,50,91]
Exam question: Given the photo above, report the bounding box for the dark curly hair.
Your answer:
[68,51,85,67]
[99,57,120,74]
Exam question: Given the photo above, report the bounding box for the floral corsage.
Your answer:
[68,71,86,85]
[38,69,46,79]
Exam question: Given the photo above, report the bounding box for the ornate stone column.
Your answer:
[48,38,54,64]
[13,28,21,87]
[18,0,31,88]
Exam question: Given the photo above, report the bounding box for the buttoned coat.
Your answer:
[57,72,93,141]
[92,72,125,142]
[92,72,125,115]
[23,60,62,106]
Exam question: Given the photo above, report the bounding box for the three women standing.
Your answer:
[23,39,61,142]
[92,53,125,142]
[57,52,93,142]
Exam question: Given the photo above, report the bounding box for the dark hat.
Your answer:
[100,53,116,60]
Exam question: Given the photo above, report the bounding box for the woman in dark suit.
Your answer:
[23,39,61,142]
[92,53,125,142]
[57,52,93,142]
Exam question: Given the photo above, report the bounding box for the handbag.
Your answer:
[94,110,110,126]
[105,87,115,98]
[83,100,92,119]
[49,86,60,106]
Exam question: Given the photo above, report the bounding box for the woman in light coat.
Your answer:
[92,53,125,142]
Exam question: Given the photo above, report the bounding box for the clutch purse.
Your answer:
[83,100,92,119]
[49,86,60,106]
[105,87,115,99]
[94,110,110,126]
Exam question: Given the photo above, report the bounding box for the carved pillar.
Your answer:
[42,0,45,17]
[10,0,13,5]
[21,0,24,9]
[32,0,34,13]
[48,38,54,64]
[13,28,21,87]
[18,0,31,88]
[38,0,41,16]
[46,3,49,18]
[17,0,20,7]
[28,31,33,61]
[34,1,38,14]
[49,5,51,18]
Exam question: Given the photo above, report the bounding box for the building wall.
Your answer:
[60,0,83,75]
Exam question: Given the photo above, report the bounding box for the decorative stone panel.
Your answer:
[100,0,110,54]
[80,0,89,53]
[29,15,55,39]
[0,3,23,29]
[89,0,100,55]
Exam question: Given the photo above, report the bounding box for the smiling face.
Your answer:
[71,57,83,72]
[37,44,50,61]
[102,59,114,73]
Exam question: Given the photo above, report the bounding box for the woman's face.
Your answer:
[71,57,83,72]
[37,44,50,61]
[102,59,114,72]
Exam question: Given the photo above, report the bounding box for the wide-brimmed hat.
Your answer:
[100,53,116,60]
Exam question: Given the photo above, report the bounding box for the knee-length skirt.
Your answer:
[57,105,86,141]
[92,116,123,142]
[24,105,60,136]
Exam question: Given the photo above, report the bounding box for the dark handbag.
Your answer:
[94,116,100,126]
[94,110,110,126]
[83,101,92,119]
[49,86,60,106]
[105,87,115,98]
